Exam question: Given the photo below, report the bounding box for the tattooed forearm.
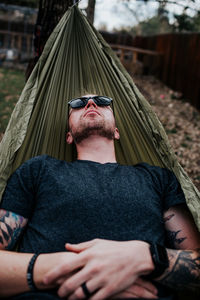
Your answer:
[166,230,187,248]
[164,212,187,248]
[157,248,200,292]
[0,209,28,250]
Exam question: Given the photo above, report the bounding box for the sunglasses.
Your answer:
[68,96,113,109]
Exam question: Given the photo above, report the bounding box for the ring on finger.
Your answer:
[81,282,91,298]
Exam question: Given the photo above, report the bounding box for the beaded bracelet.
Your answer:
[27,253,40,291]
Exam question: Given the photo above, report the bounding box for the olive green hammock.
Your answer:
[0,6,200,230]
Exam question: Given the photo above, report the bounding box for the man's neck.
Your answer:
[76,136,117,164]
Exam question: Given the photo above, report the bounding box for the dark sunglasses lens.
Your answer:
[96,96,112,106]
[69,96,112,108]
[69,99,85,108]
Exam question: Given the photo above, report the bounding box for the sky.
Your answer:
[79,0,200,31]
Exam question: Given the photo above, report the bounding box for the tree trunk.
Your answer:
[26,0,74,80]
[26,0,97,80]
[86,0,96,24]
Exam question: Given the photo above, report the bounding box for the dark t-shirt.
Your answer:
[1,155,186,299]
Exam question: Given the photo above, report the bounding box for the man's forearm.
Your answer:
[0,250,70,297]
[0,250,33,297]
[156,248,200,292]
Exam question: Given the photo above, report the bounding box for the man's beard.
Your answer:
[70,119,115,144]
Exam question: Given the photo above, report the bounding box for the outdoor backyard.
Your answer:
[1,1,200,299]
[0,66,200,191]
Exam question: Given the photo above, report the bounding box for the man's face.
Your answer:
[67,94,119,144]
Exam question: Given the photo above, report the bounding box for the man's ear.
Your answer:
[66,131,74,144]
[114,128,120,140]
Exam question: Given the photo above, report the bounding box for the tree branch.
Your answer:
[122,0,199,13]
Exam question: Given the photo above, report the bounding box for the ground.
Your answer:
[133,75,200,191]
[0,67,199,190]
[0,67,25,140]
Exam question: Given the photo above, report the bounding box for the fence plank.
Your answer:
[131,33,200,110]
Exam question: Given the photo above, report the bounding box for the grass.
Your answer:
[0,67,25,133]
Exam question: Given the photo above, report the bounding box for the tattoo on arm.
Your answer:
[166,230,187,248]
[0,209,28,250]
[161,205,200,292]
[164,213,187,248]
[163,213,175,222]
[157,248,200,293]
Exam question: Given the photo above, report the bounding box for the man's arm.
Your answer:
[0,209,77,297]
[0,208,157,299]
[0,249,79,297]
[0,209,28,250]
[158,248,200,291]
[154,204,200,292]
[0,208,33,296]
[44,204,200,300]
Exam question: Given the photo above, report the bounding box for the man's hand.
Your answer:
[110,278,158,299]
[34,252,78,290]
[44,239,154,299]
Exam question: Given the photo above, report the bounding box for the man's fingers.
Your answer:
[57,265,93,298]
[65,243,85,253]
[135,277,158,295]
[110,278,158,300]
[109,291,138,299]
[44,265,70,285]
[43,256,83,285]
[65,239,97,252]
[125,284,158,299]
[89,286,113,300]
[67,276,102,300]
[67,286,86,300]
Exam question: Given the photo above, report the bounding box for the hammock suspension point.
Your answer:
[72,0,82,7]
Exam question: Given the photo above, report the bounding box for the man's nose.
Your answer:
[85,99,98,109]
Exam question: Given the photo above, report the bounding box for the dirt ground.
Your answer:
[133,75,200,191]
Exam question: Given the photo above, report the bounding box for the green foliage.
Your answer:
[0,67,25,133]
[127,11,200,36]
[174,14,195,32]
[131,16,173,36]
[173,11,200,32]
[120,0,200,35]
[189,11,200,31]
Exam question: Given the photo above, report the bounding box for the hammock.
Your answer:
[0,6,200,230]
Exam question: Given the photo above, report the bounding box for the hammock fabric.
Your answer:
[0,6,200,230]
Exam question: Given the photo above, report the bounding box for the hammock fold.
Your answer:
[0,6,200,230]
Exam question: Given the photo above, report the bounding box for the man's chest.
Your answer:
[31,170,165,240]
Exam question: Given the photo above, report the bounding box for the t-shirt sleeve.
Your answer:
[0,156,46,218]
[162,168,186,211]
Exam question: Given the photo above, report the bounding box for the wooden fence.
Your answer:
[132,33,200,110]
[0,30,33,56]
[0,25,199,109]
[110,44,162,63]
[110,43,163,76]
[0,19,34,59]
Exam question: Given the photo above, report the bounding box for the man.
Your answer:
[0,95,200,300]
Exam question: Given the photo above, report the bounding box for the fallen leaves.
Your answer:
[134,75,200,191]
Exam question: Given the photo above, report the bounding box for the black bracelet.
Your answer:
[27,253,40,291]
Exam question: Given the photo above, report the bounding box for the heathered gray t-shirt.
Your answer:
[1,155,186,299]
